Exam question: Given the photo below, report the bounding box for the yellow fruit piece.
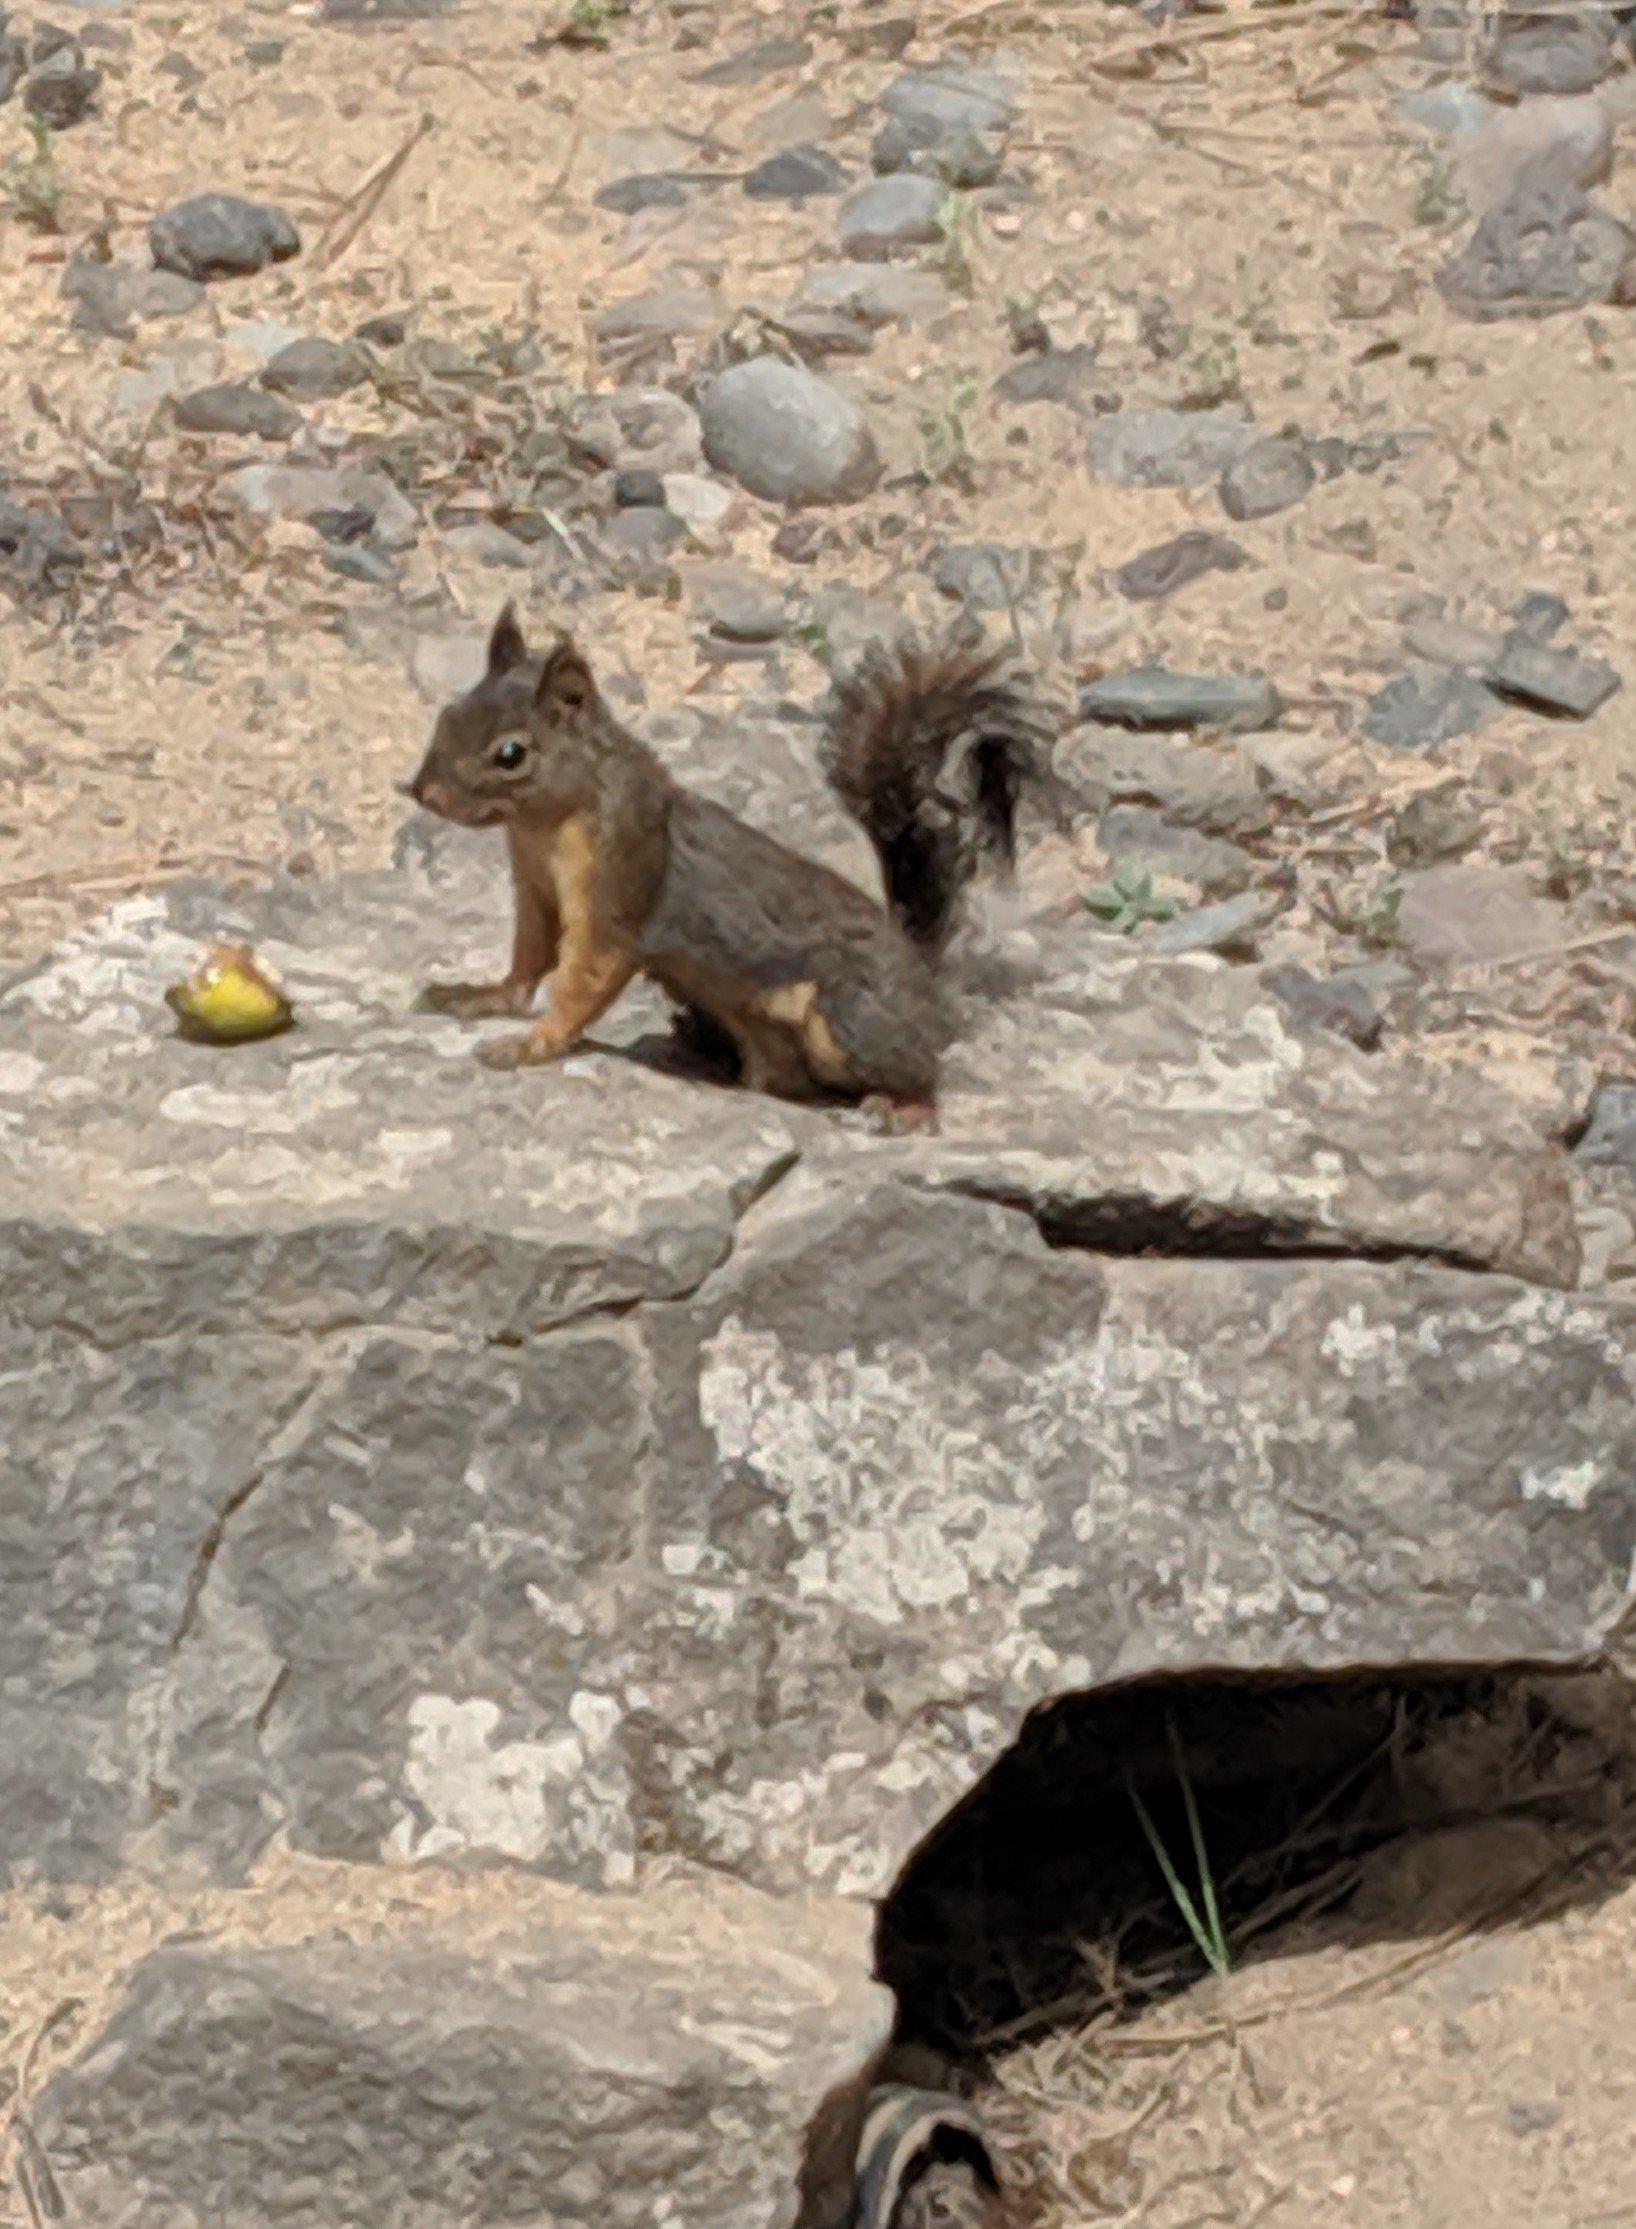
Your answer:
[165,942,295,1045]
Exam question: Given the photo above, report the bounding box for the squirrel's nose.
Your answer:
[400,776,424,804]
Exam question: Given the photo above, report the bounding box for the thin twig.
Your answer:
[314,113,435,271]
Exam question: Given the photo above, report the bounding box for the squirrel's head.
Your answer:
[405,603,601,828]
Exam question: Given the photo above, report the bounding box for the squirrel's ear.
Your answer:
[535,636,597,715]
[486,601,527,678]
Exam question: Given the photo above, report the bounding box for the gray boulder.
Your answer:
[34,1873,887,2229]
[699,357,881,504]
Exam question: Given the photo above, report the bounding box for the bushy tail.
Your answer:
[851,2085,1000,2229]
[820,623,1052,956]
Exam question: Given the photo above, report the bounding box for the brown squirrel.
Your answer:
[404,602,1048,1118]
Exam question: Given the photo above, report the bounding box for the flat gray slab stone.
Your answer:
[34,1871,887,2229]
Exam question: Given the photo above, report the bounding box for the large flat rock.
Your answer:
[0,853,1628,1904]
[32,1871,888,2229]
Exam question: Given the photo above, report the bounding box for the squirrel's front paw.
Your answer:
[418,980,529,1021]
[475,1027,565,1071]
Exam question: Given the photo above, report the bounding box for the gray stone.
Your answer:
[1486,19,1613,98]
[931,541,1038,614]
[571,386,703,478]
[592,288,720,348]
[1145,888,1283,956]
[1088,406,1259,488]
[1114,528,1248,603]
[173,382,302,440]
[36,1877,886,2229]
[1576,1084,1636,1171]
[223,462,417,549]
[1264,961,1405,1050]
[61,261,203,336]
[1219,434,1316,522]
[440,521,532,569]
[691,32,812,87]
[1394,80,1496,140]
[1098,805,1257,899]
[150,192,301,281]
[699,357,880,505]
[686,562,785,643]
[872,113,1004,187]
[260,336,368,400]
[600,504,686,581]
[1438,178,1634,319]
[1485,635,1622,719]
[1080,669,1283,732]
[24,42,97,127]
[0,854,1620,1903]
[880,63,1015,137]
[320,0,455,17]
[325,541,398,585]
[1396,863,1569,967]
[613,466,666,509]
[1364,666,1498,750]
[0,33,24,105]
[794,263,947,326]
[837,172,945,260]
[594,172,698,215]
[1455,92,1613,213]
[1511,590,1570,643]
[1059,727,1272,837]
[745,145,849,202]
[995,345,1107,413]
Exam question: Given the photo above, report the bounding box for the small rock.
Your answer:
[931,541,1038,613]
[613,468,666,510]
[324,541,398,585]
[260,336,367,400]
[0,33,25,105]
[225,463,416,550]
[1576,1084,1636,1171]
[1503,2099,1563,2137]
[1099,806,1256,899]
[1394,81,1496,141]
[880,63,1015,137]
[1510,590,1569,643]
[173,383,302,440]
[1080,669,1283,733]
[1147,888,1283,956]
[1364,667,1498,750]
[1485,635,1621,719]
[794,263,946,326]
[320,0,454,17]
[1387,790,1485,866]
[150,192,301,282]
[1058,727,1270,837]
[600,504,685,584]
[356,311,407,348]
[1088,407,1259,488]
[245,37,285,64]
[1114,529,1249,603]
[771,516,827,566]
[744,146,848,202]
[698,356,880,505]
[662,472,736,538]
[592,289,719,358]
[24,42,97,127]
[686,562,784,643]
[440,522,532,570]
[1438,178,1633,319]
[1396,864,1568,966]
[572,388,703,479]
[872,113,1004,187]
[1403,612,1507,669]
[1265,963,1403,1050]
[1219,434,1316,522]
[769,305,875,361]
[1486,20,1612,99]
[1455,93,1612,213]
[837,173,945,259]
[691,33,811,87]
[594,173,697,216]
[995,345,1106,412]
[61,262,203,337]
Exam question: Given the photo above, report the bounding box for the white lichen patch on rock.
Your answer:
[395,1693,633,1883]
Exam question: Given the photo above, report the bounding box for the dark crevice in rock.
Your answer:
[877,1664,1636,2067]
[936,1177,1501,1275]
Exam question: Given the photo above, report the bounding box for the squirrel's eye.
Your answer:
[493,737,528,771]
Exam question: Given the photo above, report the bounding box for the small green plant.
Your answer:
[916,370,979,490]
[1083,870,1179,936]
[935,189,976,296]
[1413,157,1464,231]
[1,116,64,236]
[1125,1717,1231,1980]
[560,0,630,47]
[791,617,834,668]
